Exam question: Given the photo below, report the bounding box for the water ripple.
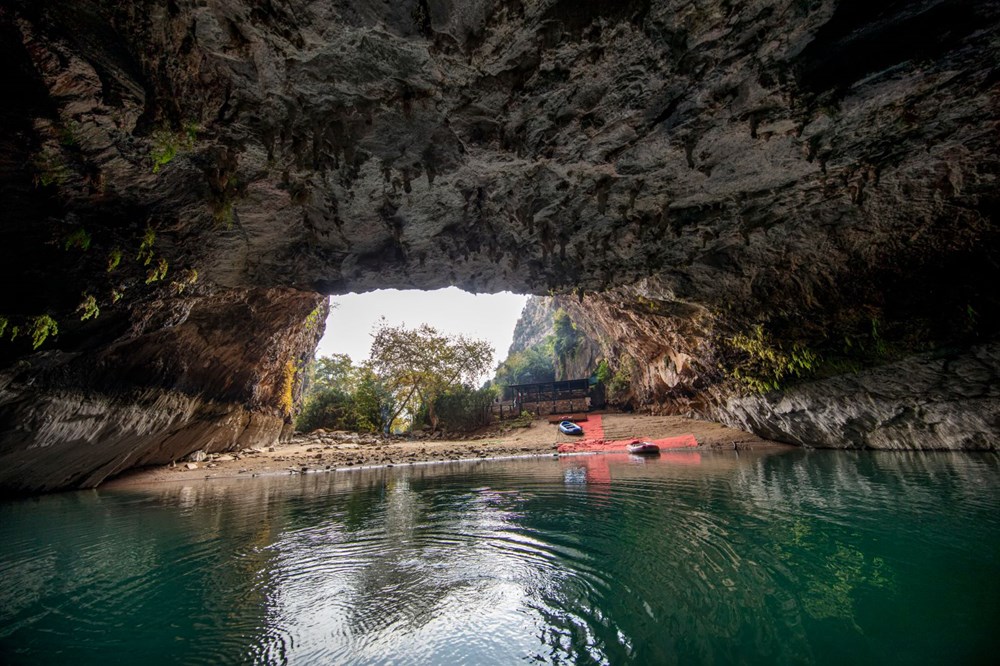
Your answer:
[2,451,999,664]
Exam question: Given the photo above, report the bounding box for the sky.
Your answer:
[314,288,529,371]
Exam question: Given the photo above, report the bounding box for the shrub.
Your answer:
[77,293,99,321]
[28,315,58,350]
[726,324,818,393]
[296,389,358,432]
[151,123,198,174]
[64,228,91,251]
[106,248,123,272]
[145,258,169,284]
[137,227,156,265]
[594,359,611,384]
[428,385,497,432]
[606,356,635,402]
[279,360,296,417]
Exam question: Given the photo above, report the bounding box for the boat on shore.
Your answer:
[627,441,660,455]
[558,421,584,436]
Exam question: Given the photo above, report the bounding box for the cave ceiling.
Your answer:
[0,0,998,352]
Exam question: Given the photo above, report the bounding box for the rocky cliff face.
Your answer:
[508,297,559,356]
[0,288,326,493]
[507,295,600,381]
[1,0,998,490]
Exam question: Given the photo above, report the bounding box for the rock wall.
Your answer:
[715,343,1000,450]
[507,295,601,381]
[1,0,999,489]
[508,297,559,356]
[0,288,326,492]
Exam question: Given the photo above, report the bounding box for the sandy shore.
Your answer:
[104,413,789,488]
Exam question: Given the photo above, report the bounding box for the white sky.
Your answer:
[315,288,529,370]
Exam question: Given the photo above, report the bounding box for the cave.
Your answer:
[1,0,998,493]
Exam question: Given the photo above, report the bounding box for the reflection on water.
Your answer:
[1,450,999,665]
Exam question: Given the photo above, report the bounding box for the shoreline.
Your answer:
[103,413,790,489]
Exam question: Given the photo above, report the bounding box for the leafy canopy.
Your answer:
[297,357,394,433]
[369,320,494,430]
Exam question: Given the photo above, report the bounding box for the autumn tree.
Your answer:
[369,320,494,431]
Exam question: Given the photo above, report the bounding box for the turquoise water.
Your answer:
[1,449,998,665]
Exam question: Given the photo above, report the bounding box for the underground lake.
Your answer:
[2,449,998,665]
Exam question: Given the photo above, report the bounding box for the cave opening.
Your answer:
[316,288,529,377]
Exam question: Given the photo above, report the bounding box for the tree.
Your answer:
[552,308,581,376]
[296,355,393,433]
[352,364,395,433]
[307,353,358,394]
[494,340,556,386]
[369,320,494,431]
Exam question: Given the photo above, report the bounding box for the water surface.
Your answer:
[2,449,998,664]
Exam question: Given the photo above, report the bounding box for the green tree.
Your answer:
[552,309,581,377]
[297,355,394,433]
[369,320,494,431]
[415,385,498,432]
[494,340,556,386]
[308,353,359,394]
[352,364,395,432]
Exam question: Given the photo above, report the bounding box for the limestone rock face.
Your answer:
[508,297,559,357]
[508,295,601,381]
[1,0,999,489]
[715,343,1000,450]
[0,287,326,492]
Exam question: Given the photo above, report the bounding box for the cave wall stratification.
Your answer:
[1,0,999,491]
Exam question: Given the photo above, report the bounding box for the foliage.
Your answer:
[507,410,535,428]
[370,320,494,431]
[77,293,99,321]
[151,123,198,174]
[279,360,297,417]
[106,248,123,272]
[492,309,591,391]
[58,121,80,147]
[552,308,581,367]
[145,258,169,284]
[304,305,324,332]
[606,356,635,402]
[28,315,58,350]
[594,359,612,385]
[170,268,199,294]
[32,149,69,187]
[137,227,156,265]
[308,353,359,395]
[212,199,235,229]
[869,317,888,357]
[494,339,556,387]
[352,366,395,432]
[296,358,393,433]
[296,389,355,433]
[64,228,91,251]
[725,324,819,394]
[415,385,498,432]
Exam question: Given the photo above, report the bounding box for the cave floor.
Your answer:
[103,413,787,488]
